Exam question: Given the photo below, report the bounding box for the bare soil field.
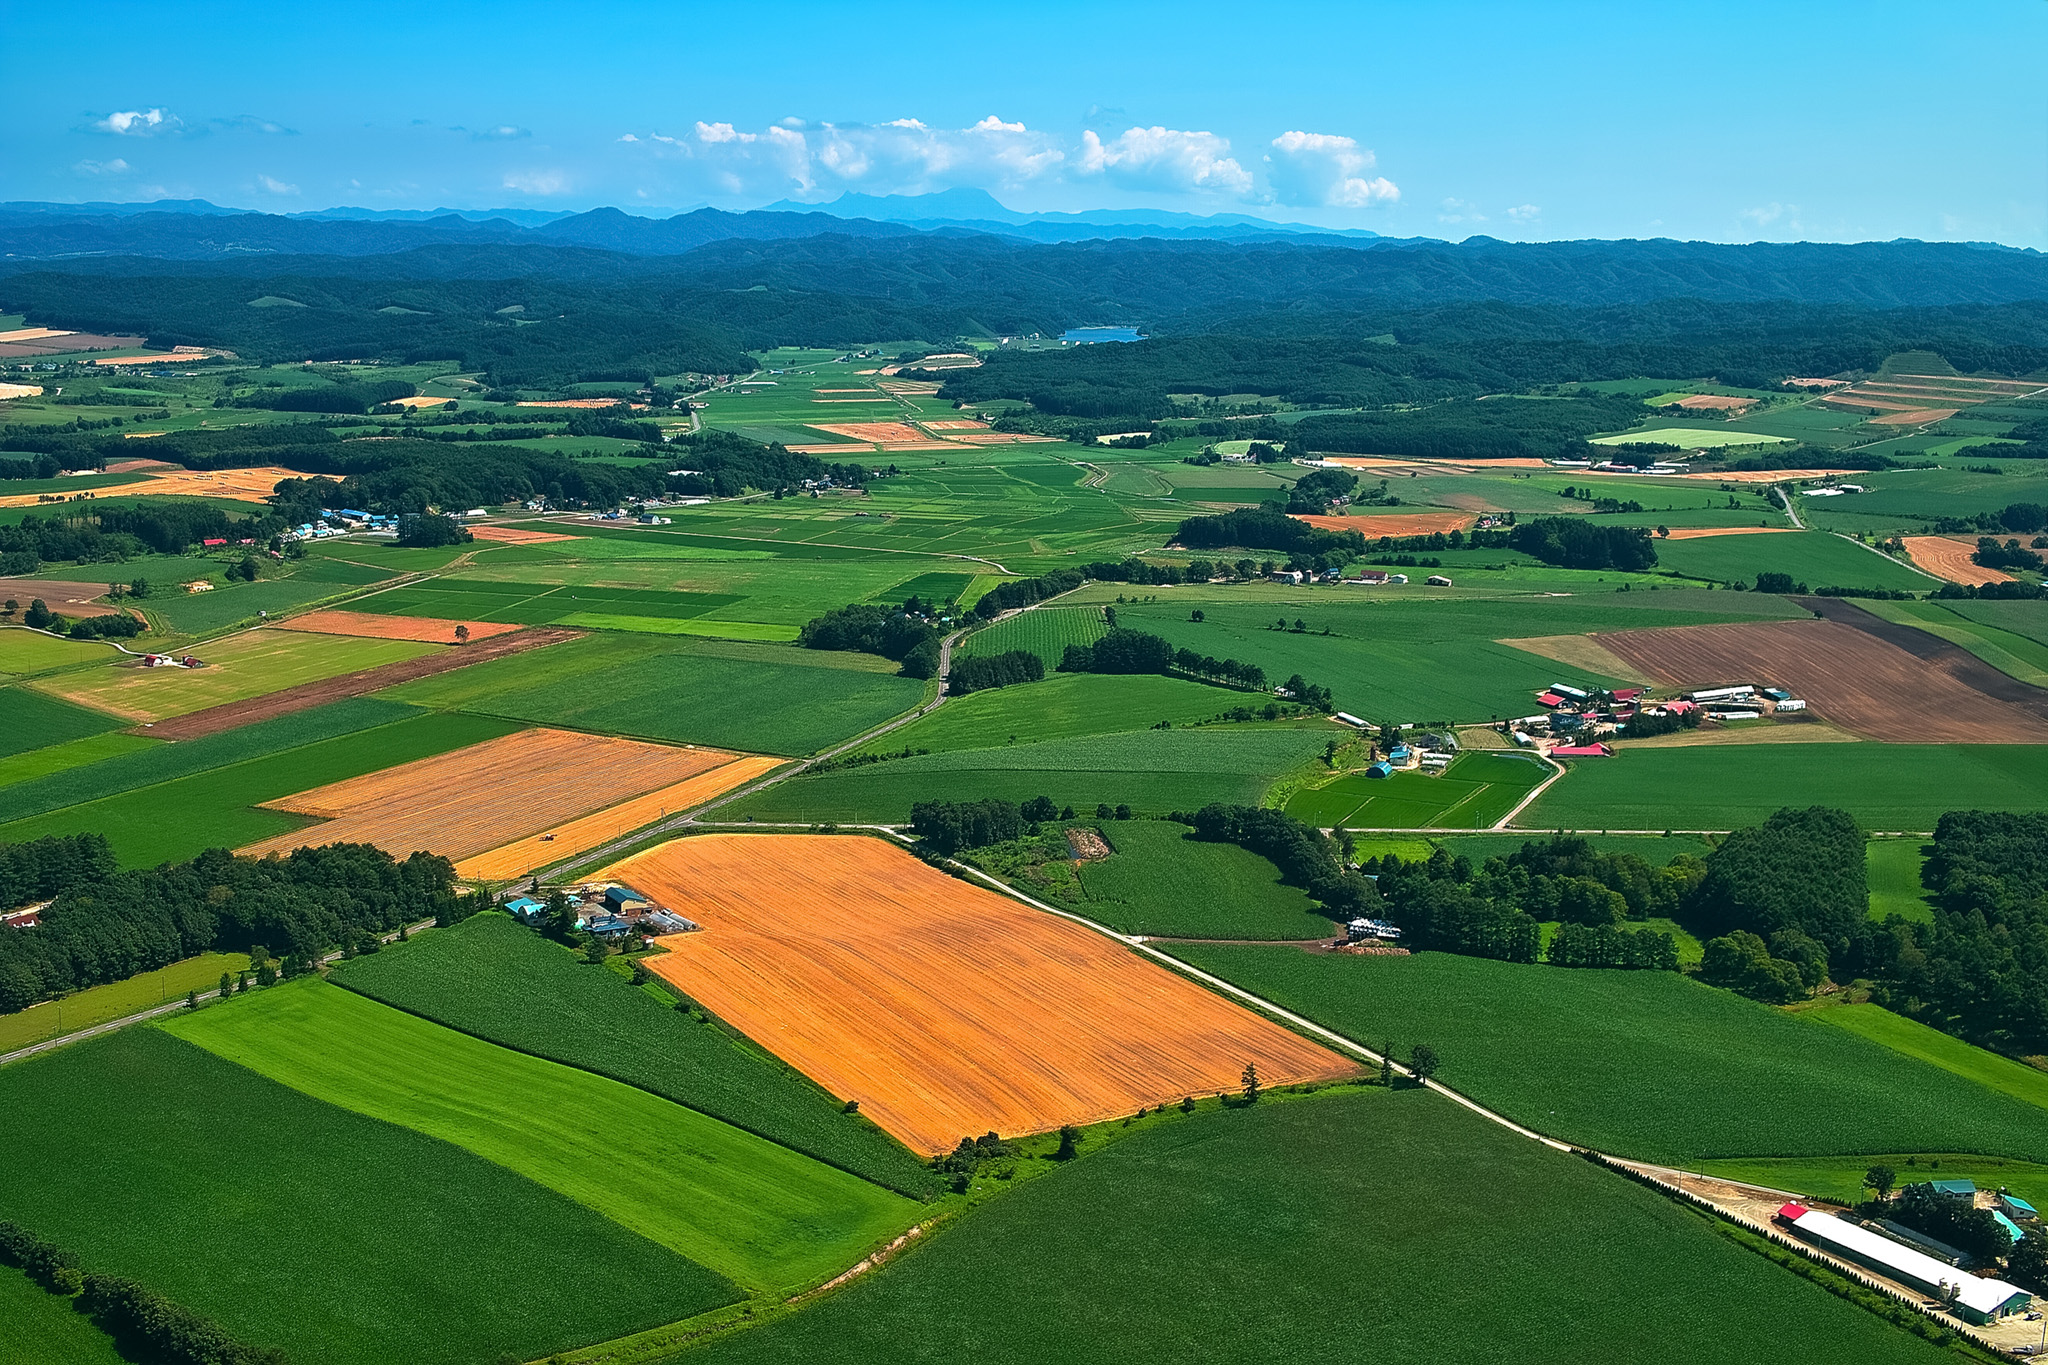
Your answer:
[241,728,747,862]
[1902,536,2013,586]
[1672,394,1753,412]
[454,753,785,880]
[809,422,934,444]
[102,458,177,474]
[276,610,524,643]
[140,626,579,740]
[1674,468,1854,484]
[1291,511,1476,536]
[1870,407,1958,425]
[1783,377,1848,388]
[468,525,582,545]
[1597,618,2048,744]
[0,577,133,618]
[614,834,1357,1154]
[1660,527,1802,541]
[0,332,142,358]
[0,464,309,509]
[1498,634,1644,680]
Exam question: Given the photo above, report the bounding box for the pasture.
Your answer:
[693,1088,1953,1365]
[0,1266,125,1365]
[728,727,1330,823]
[1648,532,1934,592]
[1068,819,1338,939]
[331,913,938,1196]
[1810,1003,2048,1115]
[607,834,1356,1155]
[1860,597,2048,688]
[0,630,106,676]
[0,710,519,867]
[1525,743,2048,830]
[0,951,250,1053]
[381,633,925,755]
[1866,839,1935,922]
[167,980,917,1294]
[142,577,341,635]
[1165,946,2048,1165]
[957,604,1108,668]
[0,689,122,760]
[852,671,1255,756]
[1590,426,1792,447]
[1286,751,1550,829]
[0,1028,730,1365]
[0,731,155,788]
[33,629,439,722]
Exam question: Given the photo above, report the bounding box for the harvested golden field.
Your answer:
[35,629,438,722]
[1903,536,2013,585]
[1292,511,1475,536]
[1598,619,2048,744]
[275,610,524,643]
[1498,634,1643,679]
[1870,407,1958,425]
[468,524,582,545]
[1671,394,1753,412]
[809,421,932,444]
[239,728,747,862]
[1660,526,1803,541]
[614,834,1357,1154]
[1674,468,1854,483]
[455,754,784,880]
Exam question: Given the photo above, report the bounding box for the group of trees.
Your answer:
[1894,811,2048,1055]
[231,376,418,414]
[910,796,1068,855]
[0,836,459,1014]
[1972,537,2044,572]
[0,500,259,573]
[394,512,472,548]
[1055,627,1281,697]
[1183,804,1384,922]
[1285,467,1359,515]
[798,601,942,678]
[1507,517,1659,572]
[948,649,1042,694]
[1174,507,1365,559]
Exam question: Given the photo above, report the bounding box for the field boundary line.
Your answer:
[1831,531,1944,583]
[1492,751,1566,829]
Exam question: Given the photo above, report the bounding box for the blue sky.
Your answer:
[5,0,2045,245]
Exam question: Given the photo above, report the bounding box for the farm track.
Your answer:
[137,626,582,740]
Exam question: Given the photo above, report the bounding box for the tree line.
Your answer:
[798,601,942,679]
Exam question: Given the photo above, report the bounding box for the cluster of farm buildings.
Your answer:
[1775,1180,2037,1327]
[1506,678,1807,756]
[502,881,698,939]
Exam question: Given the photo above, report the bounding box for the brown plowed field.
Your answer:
[1903,536,2013,586]
[240,728,747,862]
[1674,468,1854,483]
[454,753,785,880]
[1291,511,1475,536]
[613,834,1357,1154]
[1871,407,1957,425]
[275,610,524,643]
[1672,394,1753,411]
[0,577,134,617]
[140,626,579,740]
[1597,619,2048,744]
[809,421,931,444]
[1660,526,1802,541]
[468,525,582,545]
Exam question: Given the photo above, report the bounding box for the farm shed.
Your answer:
[605,885,651,911]
[1993,1211,2027,1245]
[2000,1194,2039,1221]
[503,896,546,923]
[1776,1206,2032,1325]
[1425,575,1453,587]
[1365,760,1394,779]
[1907,1179,1979,1201]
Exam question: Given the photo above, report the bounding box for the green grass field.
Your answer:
[692,1088,1952,1365]
[956,605,1107,668]
[1866,839,1934,922]
[382,633,924,755]
[1065,819,1337,939]
[1859,597,2048,687]
[0,710,519,866]
[0,689,124,760]
[0,1267,125,1365]
[33,629,437,722]
[0,1027,732,1365]
[0,630,107,676]
[1285,751,1549,828]
[854,671,1247,756]
[1166,946,2048,1164]
[1810,1003,2048,1113]
[554,612,802,641]
[167,979,916,1294]
[0,951,250,1053]
[354,576,743,626]
[1590,426,1792,447]
[1694,1153,2048,1211]
[1649,532,1935,592]
[728,728,1329,823]
[142,577,343,635]
[1525,743,2048,830]
[330,914,938,1197]
[0,731,156,788]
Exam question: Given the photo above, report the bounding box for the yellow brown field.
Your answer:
[275,610,524,644]
[611,834,1357,1154]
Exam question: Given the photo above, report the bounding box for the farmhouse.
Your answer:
[1346,917,1403,942]
[1775,1205,2033,1325]
[2000,1194,2039,1222]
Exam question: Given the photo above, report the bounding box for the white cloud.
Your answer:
[257,174,299,196]
[474,125,531,141]
[1076,126,1251,195]
[1742,202,1803,228]
[1438,197,1487,225]
[93,107,177,136]
[1265,131,1397,208]
[636,115,1064,199]
[503,169,570,196]
[1505,204,1541,222]
[617,133,640,143]
[213,115,294,135]
[74,158,130,176]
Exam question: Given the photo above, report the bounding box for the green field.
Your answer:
[1866,839,1934,922]
[728,728,1329,823]
[1811,1003,2048,1113]
[1063,819,1337,939]
[354,576,744,626]
[0,1027,731,1365]
[1695,1152,2048,1212]
[956,605,1107,668]
[0,689,124,760]
[142,577,343,635]
[1590,426,1792,447]
[1432,831,1718,862]
[1525,743,2048,830]
[1649,532,1935,592]
[693,1089,1951,1365]
[1165,946,2048,1164]
[1859,597,2048,687]
[330,913,938,1197]
[0,731,156,787]
[0,951,250,1053]
[0,1267,124,1365]
[167,979,917,1293]
[0,630,107,676]
[0,696,419,825]
[382,633,924,755]
[0,710,520,866]
[33,629,438,722]
[1285,751,1549,828]
[855,671,1247,756]
[555,612,803,641]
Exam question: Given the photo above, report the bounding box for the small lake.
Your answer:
[1059,326,1146,344]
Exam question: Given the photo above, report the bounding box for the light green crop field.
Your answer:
[0,731,157,787]
[1810,1003,2048,1114]
[1817,465,2048,521]
[1590,427,1791,447]
[354,576,743,626]
[728,727,1329,823]
[0,689,124,760]
[0,1266,125,1365]
[1649,532,1935,591]
[1286,751,1550,829]
[1525,742,2048,831]
[383,632,924,755]
[0,1027,727,1365]
[0,951,250,1053]
[142,577,342,635]
[1858,597,2048,687]
[956,604,1108,668]
[0,629,106,675]
[0,710,520,867]
[1866,839,1934,922]
[692,1089,1953,1365]
[1066,818,1337,939]
[167,979,917,1295]
[1166,946,2048,1165]
[31,629,437,722]
[853,672,1246,756]
[555,612,802,641]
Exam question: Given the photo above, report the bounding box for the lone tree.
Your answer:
[1380,1041,1395,1088]
[454,624,470,645]
[1410,1044,1440,1083]
[1055,1125,1082,1160]
[1864,1163,1897,1202]
[1241,1061,1262,1104]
